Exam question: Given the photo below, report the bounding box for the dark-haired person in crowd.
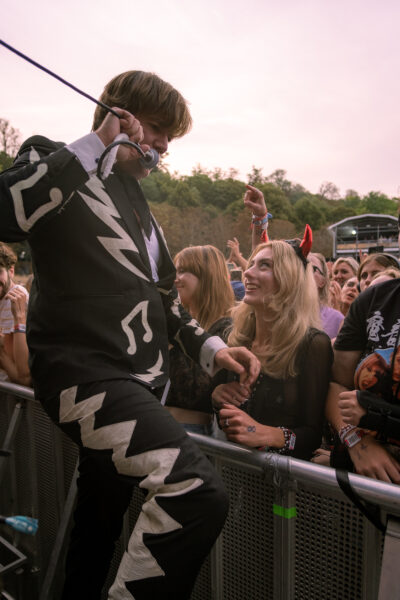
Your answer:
[0,242,30,385]
[166,245,235,434]
[0,70,260,600]
[327,240,400,482]
[357,253,400,292]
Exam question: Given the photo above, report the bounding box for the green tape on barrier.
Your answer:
[273,504,297,519]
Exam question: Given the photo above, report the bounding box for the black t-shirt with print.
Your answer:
[335,279,400,441]
[335,278,400,403]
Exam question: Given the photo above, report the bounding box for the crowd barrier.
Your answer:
[1,381,400,600]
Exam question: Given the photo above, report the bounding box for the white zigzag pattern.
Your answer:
[79,177,149,282]
[10,148,64,233]
[133,350,164,384]
[59,386,203,599]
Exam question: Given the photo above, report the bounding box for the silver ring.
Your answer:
[224,418,229,427]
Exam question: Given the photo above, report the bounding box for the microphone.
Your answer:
[97,137,159,180]
[139,148,159,170]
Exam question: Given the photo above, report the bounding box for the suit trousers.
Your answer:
[40,378,229,600]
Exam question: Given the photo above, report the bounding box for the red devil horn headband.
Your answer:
[299,224,313,259]
[285,224,313,268]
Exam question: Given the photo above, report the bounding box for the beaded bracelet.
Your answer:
[276,426,296,454]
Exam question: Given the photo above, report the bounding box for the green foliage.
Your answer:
[0,118,21,157]
[211,178,246,211]
[0,151,13,173]
[265,169,293,194]
[166,180,200,208]
[294,196,326,230]
[140,169,171,203]
[361,191,398,216]
[257,183,295,221]
[247,166,266,186]
[2,115,399,259]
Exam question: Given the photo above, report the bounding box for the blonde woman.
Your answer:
[332,257,359,288]
[166,245,235,434]
[212,238,333,459]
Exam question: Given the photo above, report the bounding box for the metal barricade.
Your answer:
[1,381,400,600]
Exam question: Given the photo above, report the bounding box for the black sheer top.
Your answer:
[216,329,333,460]
[166,316,232,414]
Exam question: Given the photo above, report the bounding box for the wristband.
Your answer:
[339,424,356,445]
[343,429,366,449]
[13,324,26,333]
[252,214,269,226]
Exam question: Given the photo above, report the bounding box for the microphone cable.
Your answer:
[0,39,159,169]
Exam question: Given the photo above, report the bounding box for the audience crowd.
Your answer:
[1,189,400,486]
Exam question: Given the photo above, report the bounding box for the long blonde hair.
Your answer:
[174,245,235,330]
[228,241,321,378]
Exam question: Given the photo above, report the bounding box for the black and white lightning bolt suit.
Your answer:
[0,133,229,599]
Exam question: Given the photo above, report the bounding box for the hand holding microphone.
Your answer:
[95,108,159,179]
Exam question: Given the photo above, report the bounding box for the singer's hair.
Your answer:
[227,241,320,378]
[92,71,192,138]
[0,243,17,271]
[174,245,234,331]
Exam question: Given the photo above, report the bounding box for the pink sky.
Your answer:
[2,0,400,197]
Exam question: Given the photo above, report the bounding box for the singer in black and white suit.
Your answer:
[0,71,259,600]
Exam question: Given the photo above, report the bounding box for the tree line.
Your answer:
[1,117,399,263]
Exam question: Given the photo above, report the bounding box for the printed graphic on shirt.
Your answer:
[354,308,400,402]
[355,347,400,401]
[121,300,153,356]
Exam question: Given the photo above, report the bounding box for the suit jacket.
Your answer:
[0,135,213,397]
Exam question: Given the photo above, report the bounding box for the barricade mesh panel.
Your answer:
[219,463,275,600]
[295,485,365,599]
[13,402,38,562]
[0,389,393,600]
[31,400,62,571]
[0,396,14,518]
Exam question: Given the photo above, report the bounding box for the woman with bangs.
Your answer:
[165,245,235,434]
[212,238,333,460]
